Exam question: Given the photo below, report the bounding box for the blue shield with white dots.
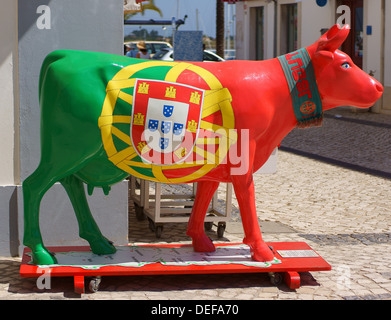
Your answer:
[163,105,174,117]
[173,123,184,135]
[148,119,159,131]
[160,137,169,150]
[161,121,172,134]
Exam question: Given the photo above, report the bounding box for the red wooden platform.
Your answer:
[20,242,331,293]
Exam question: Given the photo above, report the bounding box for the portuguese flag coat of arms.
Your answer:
[131,79,204,165]
[99,60,237,184]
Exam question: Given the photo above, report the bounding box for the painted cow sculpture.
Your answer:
[24,25,383,265]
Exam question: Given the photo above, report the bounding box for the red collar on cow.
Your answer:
[278,48,323,128]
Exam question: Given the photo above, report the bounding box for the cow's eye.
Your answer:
[341,62,351,69]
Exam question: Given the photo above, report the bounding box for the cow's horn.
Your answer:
[318,24,350,52]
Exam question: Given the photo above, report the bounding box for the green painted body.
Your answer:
[24,51,147,264]
[23,50,235,265]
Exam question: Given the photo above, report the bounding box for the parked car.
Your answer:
[152,48,225,62]
[208,49,236,60]
[224,49,236,60]
[124,41,172,57]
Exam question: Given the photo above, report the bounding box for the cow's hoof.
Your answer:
[192,234,216,253]
[31,249,58,265]
[89,238,116,255]
[248,242,275,262]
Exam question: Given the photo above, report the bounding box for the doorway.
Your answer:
[255,6,264,60]
[338,0,363,68]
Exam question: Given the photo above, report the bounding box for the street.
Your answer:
[1,108,391,300]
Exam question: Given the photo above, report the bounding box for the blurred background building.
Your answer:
[235,0,390,114]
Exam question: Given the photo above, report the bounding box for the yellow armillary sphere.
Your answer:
[99,60,237,183]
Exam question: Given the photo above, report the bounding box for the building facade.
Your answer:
[235,0,391,114]
[0,0,129,257]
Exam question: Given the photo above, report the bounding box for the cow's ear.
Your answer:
[318,24,350,52]
[313,50,334,69]
[319,24,341,42]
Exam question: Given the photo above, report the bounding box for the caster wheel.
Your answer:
[204,222,213,231]
[134,203,145,221]
[89,276,101,293]
[217,222,226,238]
[269,272,283,286]
[155,225,164,238]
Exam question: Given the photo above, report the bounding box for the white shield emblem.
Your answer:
[131,79,204,165]
[144,98,189,154]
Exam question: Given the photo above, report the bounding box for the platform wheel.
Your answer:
[89,276,102,293]
[74,276,85,294]
[284,271,301,289]
[268,272,283,286]
[155,225,164,238]
[217,222,226,238]
[134,203,145,221]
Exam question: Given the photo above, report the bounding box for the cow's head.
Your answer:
[308,24,383,110]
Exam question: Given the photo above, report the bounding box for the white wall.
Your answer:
[235,2,245,59]
[236,0,336,60]
[300,0,336,47]
[235,0,275,60]
[384,0,391,87]
[363,0,382,80]
[362,0,383,113]
[0,0,18,185]
[264,1,276,59]
[382,0,391,112]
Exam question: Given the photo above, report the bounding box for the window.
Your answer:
[280,3,298,55]
[203,51,221,61]
[338,0,363,68]
[255,7,264,60]
[151,43,171,54]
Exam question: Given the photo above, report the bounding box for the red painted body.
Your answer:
[183,25,383,261]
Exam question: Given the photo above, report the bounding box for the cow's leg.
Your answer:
[231,174,274,262]
[186,181,220,252]
[60,175,116,255]
[23,166,59,265]
[23,148,106,264]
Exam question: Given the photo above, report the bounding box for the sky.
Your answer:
[124,0,236,39]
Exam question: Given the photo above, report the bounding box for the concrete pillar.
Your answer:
[0,0,129,257]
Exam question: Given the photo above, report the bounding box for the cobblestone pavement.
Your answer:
[1,108,391,301]
[281,107,391,178]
